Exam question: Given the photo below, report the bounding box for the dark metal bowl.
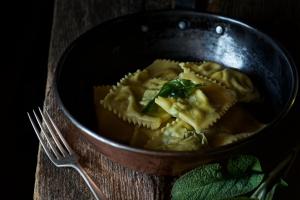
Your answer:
[54,10,298,175]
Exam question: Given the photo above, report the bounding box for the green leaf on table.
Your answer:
[171,155,264,200]
[142,79,201,113]
[227,155,263,177]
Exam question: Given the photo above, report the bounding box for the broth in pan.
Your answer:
[94,59,265,151]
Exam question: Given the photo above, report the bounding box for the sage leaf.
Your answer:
[142,79,201,113]
[171,155,264,200]
[227,155,263,177]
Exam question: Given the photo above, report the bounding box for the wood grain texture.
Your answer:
[34,1,176,200]
[34,0,300,199]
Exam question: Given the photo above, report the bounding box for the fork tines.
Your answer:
[27,107,72,162]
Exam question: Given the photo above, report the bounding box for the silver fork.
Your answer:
[27,107,105,200]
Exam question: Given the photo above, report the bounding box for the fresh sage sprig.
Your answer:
[171,155,265,200]
[142,79,201,113]
[171,150,298,200]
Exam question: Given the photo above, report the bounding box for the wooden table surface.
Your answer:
[34,0,300,199]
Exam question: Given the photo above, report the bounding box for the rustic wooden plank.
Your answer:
[34,1,176,200]
[144,0,175,10]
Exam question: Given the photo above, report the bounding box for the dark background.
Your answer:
[6,0,54,199]
[7,0,300,199]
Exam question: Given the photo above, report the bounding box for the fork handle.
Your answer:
[73,163,106,200]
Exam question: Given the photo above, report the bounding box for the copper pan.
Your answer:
[54,10,298,175]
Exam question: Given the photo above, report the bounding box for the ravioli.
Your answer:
[93,86,134,143]
[101,70,171,129]
[155,90,219,133]
[210,68,259,102]
[179,61,222,77]
[171,68,237,132]
[146,59,182,80]
[95,59,263,151]
[144,119,205,151]
[180,62,260,102]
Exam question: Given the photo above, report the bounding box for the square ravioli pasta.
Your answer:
[97,59,263,151]
[101,59,181,130]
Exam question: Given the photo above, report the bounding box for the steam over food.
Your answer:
[94,59,265,151]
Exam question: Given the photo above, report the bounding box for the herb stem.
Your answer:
[251,145,299,199]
